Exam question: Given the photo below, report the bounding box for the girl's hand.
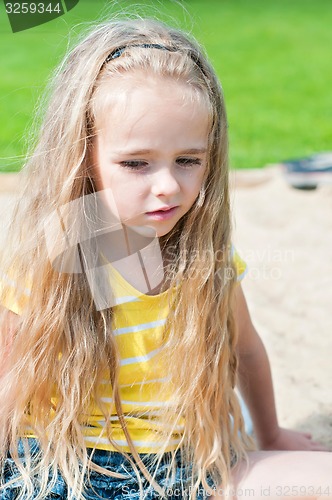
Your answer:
[259,427,330,452]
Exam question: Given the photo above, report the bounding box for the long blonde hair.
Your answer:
[0,17,253,499]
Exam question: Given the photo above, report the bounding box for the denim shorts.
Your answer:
[1,439,215,499]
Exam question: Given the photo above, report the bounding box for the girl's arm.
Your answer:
[234,284,327,451]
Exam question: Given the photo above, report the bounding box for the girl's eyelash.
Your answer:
[119,158,202,170]
[120,161,147,169]
[176,157,202,167]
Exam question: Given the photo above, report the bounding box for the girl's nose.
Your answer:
[150,167,181,198]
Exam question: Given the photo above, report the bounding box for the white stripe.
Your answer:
[84,436,181,447]
[85,416,121,424]
[120,347,162,366]
[114,296,139,305]
[113,319,166,336]
[84,419,184,433]
[100,397,172,407]
[93,418,134,426]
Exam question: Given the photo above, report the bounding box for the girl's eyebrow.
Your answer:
[114,148,207,156]
[178,148,207,154]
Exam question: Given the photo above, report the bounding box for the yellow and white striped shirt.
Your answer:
[1,251,247,453]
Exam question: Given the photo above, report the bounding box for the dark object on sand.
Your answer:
[281,152,332,190]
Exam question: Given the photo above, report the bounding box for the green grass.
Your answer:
[0,0,331,171]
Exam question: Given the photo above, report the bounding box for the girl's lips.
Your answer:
[145,206,179,221]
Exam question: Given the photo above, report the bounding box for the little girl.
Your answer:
[0,17,331,500]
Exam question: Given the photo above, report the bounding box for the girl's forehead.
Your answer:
[92,75,211,152]
[92,71,211,128]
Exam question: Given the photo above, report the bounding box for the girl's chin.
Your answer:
[121,216,181,239]
[125,224,157,238]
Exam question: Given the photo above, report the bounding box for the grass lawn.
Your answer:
[0,0,331,171]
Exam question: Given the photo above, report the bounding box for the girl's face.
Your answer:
[92,74,210,238]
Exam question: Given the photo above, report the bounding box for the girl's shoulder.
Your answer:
[232,246,248,282]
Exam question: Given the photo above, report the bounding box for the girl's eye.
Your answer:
[176,157,202,168]
[119,160,148,170]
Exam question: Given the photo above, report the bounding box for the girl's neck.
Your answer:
[97,232,174,297]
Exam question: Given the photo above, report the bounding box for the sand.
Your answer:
[1,169,331,449]
[231,166,332,449]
